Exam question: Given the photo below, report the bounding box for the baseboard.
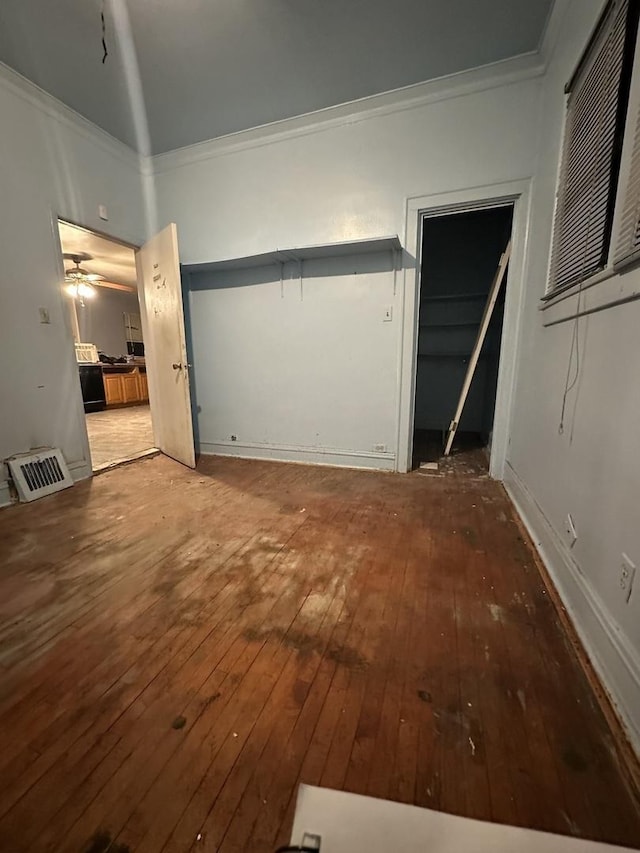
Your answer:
[200,440,396,471]
[0,478,11,508]
[503,461,640,759]
[68,460,92,483]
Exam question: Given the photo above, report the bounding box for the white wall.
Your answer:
[187,252,398,468]
[154,66,542,265]
[155,63,542,468]
[504,0,640,753]
[77,287,141,357]
[0,63,146,505]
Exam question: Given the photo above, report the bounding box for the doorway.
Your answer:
[58,220,157,472]
[411,204,513,474]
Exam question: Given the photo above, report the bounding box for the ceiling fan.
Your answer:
[63,253,103,304]
[63,251,137,300]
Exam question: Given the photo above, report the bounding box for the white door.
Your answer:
[135,223,195,468]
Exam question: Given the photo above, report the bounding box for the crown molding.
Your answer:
[151,51,545,175]
[0,60,143,173]
[538,0,573,69]
[0,45,550,183]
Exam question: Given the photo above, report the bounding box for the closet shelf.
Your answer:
[185,235,402,273]
[419,321,481,328]
[417,351,490,359]
[421,292,488,302]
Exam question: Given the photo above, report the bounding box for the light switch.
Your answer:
[98,204,108,221]
[38,307,51,324]
[383,305,393,322]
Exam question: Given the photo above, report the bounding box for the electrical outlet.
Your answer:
[374,443,386,453]
[565,513,577,548]
[620,553,636,604]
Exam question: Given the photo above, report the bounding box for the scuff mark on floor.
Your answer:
[488,603,504,622]
[517,688,527,713]
[562,810,581,836]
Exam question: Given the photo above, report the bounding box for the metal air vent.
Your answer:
[7,449,74,502]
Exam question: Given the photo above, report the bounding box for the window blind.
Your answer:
[615,99,640,268]
[549,0,636,291]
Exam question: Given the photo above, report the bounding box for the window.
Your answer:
[615,90,640,267]
[549,0,640,292]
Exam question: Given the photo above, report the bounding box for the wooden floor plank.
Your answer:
[0,455,638,853]
[129,500,360,853]
[180,504,366,853]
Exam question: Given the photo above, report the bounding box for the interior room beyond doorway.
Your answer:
[58,220,156,472]
[412,205,513,474]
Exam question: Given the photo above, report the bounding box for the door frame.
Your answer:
[52,214,158,474]
[396,179,532,478]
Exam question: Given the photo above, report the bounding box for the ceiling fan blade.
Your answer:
[93,279,136,293]
[63,251,93,262]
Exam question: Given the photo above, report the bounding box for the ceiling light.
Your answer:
[64,254,100,305]
[65,281,96,307]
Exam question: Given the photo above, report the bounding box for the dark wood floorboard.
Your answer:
[0,454,639,852]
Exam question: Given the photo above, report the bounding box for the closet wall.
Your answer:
[185,249,399,469]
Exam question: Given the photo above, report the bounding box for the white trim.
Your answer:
[537,0,574,69]
[540,265,640,326]
[200,441,396,472]
[397,179,533,478]
[504,461,640,756]
[0,60,142,172]
[541,266,616,309]
[68,460,92,482]
[0,478,11,508]
[0,39,544,180]
[151,54,544,173]
[49,211,95,478]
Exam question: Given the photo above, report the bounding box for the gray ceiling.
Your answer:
[0,0,554,154]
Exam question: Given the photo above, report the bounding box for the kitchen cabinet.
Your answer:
[120,373,139,403]
[103,374,125,405]
[103,367,149,407]
[137,371,148,400]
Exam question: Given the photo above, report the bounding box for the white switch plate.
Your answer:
[38,307,50,324]
[383,305,393,322]
[98,204,108,221]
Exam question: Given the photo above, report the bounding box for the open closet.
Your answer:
[412,205,513,471]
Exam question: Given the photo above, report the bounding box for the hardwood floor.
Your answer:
[0,455,638,852]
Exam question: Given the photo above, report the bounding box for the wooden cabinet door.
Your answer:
[104,375,124,405]
[137,372,149,401]
[121,373,139,403]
